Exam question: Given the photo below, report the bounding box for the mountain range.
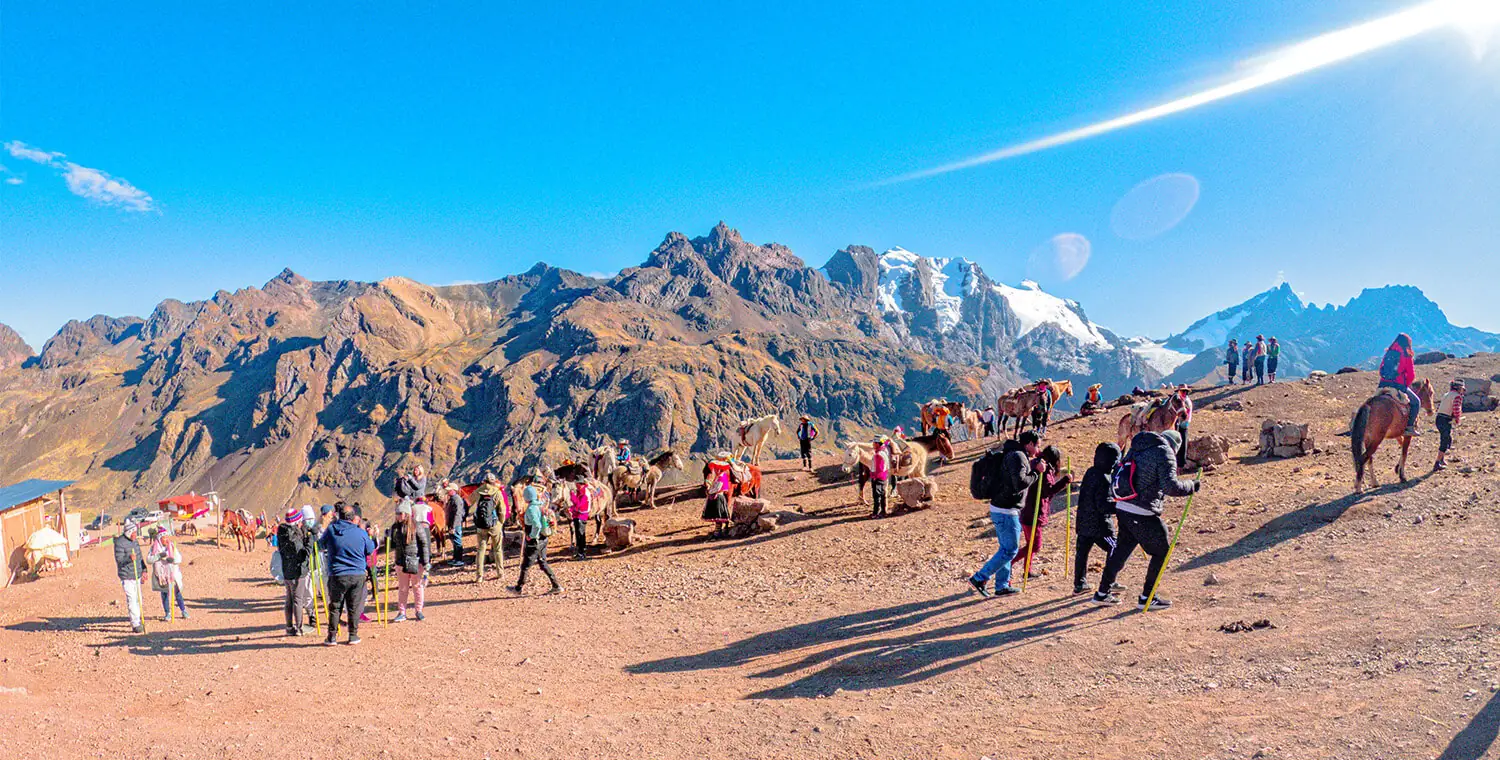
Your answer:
[1,223,1493,513]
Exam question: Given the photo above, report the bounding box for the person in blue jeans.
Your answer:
[969,431,1044,598]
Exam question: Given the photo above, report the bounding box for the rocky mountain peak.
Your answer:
[0,322,33,371]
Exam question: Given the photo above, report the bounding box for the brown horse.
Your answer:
[1117,392,1188,450]
[1352,378,1434,492]
[996,387,1047,438]
[218,510,257,552]
[908,431,955,465]
[918,400,965,436]
[1047,380,1074,404]
[609,450,686,508]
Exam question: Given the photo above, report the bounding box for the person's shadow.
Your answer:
[1438,690,1500,760]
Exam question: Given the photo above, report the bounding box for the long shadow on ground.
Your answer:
[1438,689,1500,760]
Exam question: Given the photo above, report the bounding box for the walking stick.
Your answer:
[382,532,392,626]
[1062,456,1073,573]
[1143,470,1203,612]
[1021,469,1045,593]
[309,541,322,633]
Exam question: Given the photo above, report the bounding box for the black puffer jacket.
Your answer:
[395,474,427,501]
[276,523,310,580]
[389,520,431,574]
[113,534,146,580]
[1120,432,1198,515]
[990,439,1040,510]
[1076,442,1120,537]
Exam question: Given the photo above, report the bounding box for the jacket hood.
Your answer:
[1001,439,1026,454]
[1129,431,1170,453]
[327,519,355,537]
[1093,442,1122,469]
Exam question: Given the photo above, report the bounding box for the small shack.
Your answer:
[0,479,76,587]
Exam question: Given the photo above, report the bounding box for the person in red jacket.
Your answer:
[1377,333,1421,437]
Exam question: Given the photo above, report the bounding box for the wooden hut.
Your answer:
[0,479,75,587]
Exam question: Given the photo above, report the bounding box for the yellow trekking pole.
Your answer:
[1021,470,1044,593]
[382,531,392,627]
[1062,456,1073,572]
[130,535,147,634]
[1143,470,1203,612]
[309,540,322,633]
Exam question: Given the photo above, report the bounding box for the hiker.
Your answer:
[1434,379,1465,471]
[1241,340,1254,384]
[1174,386,1193,469]
[968,430,1045,598]
[796,414,819,470]
[982,407,996,437]
[114,521,148,633]
[301,504,320,626]
[276,508,312,636]
[1074,442,1123,595]
[1378,333,1422,436]
[394,463,427,502]
[568,479,592,560]
[390,501,431,622]
[1253,335,1268,385]
[1225,339,1239,384]
[702,451,734,536]
[1095,429,1199,609]
[1013,445,1072,579]
[1267,337,1281,382]
[870,434,892,518]
[147,527,188,621]
[473,473,508,582]
[441,479,467,567]
[514,473,562,596]
[318,503,376,645]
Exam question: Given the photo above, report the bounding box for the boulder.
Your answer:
[895,477,937,510]
[1185,435,1230,470]
[1336,367,1360,375]
[1260,419,1314,458]
[755,516,779,532]
[603,519,636,551]
[1111,394,1136,408]
[1213,400,1245,412]
[1307,370,1328,379]
[1414,351,1453,365]
[731,496,772,525]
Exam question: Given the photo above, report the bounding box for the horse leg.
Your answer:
[1398,436,1411,483]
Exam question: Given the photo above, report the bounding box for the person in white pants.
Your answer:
[112,521,147,633]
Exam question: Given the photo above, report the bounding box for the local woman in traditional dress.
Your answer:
[702,450,734,536]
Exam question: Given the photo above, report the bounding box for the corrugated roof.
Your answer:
[0,479,75,513]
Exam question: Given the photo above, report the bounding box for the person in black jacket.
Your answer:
[113,521,148,634]
[1095,430,1199,609]
[390,501,432,622]
[968,431,1045,598]
[276,508,312,636]
[441,479,468,567]
[1074,442,1123,594]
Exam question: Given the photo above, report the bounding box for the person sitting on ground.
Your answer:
[1013,445,1072,579]
[968,431,1045,599]
[472,473,508,583]
[114,521,148,634]
[1225,339,1239,385]
[1074,442,1122,595]
[1377,333,1422,437]
[514,472,562,596]
[277,508,311,636]
[318,503,376,645]
[1434,379,1465,471]
[1267,337,1281,382]
[1095,429,1199,610]
[147,527,188,622]
[390,501,431,622]
[796,414,818,471]
[870,434,892,519]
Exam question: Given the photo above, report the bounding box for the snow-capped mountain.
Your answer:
[1163,282,1306,355]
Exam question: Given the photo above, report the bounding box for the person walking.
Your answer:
[796,414,819,470]
[1253,335,1268,385]
[276,508,312,636]
[1013,445,1072,579]
[513,473,562,596]
[441,479,468,567]
[1434,379,1465,471]
[1174,386,1193,469]
[1074,443,1122,595]
[968,430,1045,599]
[147,527,188,621]
[1225,339,1239,385]
[389,502,431,622]
[1267,337,1281,382]
[113,521,148,634]
[702,451,734,536]
[1378,333,1422,437]
[567,479,592,560]
[1094,430,1200,609]
[318,503,376,645]
[870,435,892,518]
[1241,340,1254,384]
[472,473,508,583]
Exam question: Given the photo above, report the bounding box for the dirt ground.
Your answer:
[3,358,1499,760]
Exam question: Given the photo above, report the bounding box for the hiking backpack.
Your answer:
[1378,348,1401,381]
[474,493,499,530]
[1110,459,1140,503]
[969,448,1006,500]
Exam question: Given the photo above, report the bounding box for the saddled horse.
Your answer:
[1351,378,1434,492]
[842,440,932,505]
[218,509,257,552]
[610,450,686,508]
[1117,392,1188,451]
[996,386,1048,438]
[548,478,617,545]
[732,415,781,465]
[918,400,965,437]
[908,431,955,466]
[588,445,618,482]
[960,409,983,440]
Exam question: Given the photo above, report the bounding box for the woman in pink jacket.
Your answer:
[568,480,592,560]
[870,435,892,518]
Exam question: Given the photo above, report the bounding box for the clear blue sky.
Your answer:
[3,1,1498,350]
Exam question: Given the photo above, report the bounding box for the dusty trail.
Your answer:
[3,359,1499,759]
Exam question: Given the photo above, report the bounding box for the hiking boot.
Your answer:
[509,585,524,596]
[392,612,408,623]
[1093,591,1120,605]
[545,586,563,596]
[324,637,338,646]
[1110,582,1125,591]
[181,610,189,620]
[1138,595,1172,610]
[286,626,297,636]
[968,578,992,598]
[415,612,426,622]
[132,625,144,634]
[1433,460,1447,471]
[994,586,1021,597]
[1404,426,1421,437]
[1073,582,1088,595]
[347,636,362,646]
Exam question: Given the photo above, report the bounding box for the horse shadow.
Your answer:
[6,615,123,634]
[1438,689,1500,760]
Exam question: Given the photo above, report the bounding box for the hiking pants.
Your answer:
[571,518,588,557]
[475,526,504,582]
[446,503,466,562]
[1012,522,1043,571]
[326,573,366,640]
[283,576,311,632]
[972,509,1022,591]
[1254,356,1267,384]
[397,569,425,614]
[1227,362,1237,382]
[121,579,142,629]
[1436,414,1454,452]
[1242,363,1252,383]
[1098,512,1171,599]
[1074,534,1115,587]
[517,536,559,590]
[1176,421,1190,469]
[1268,356,1279,378]
[159,581,187,619]
[799,439,813,468]
[1379,380,1421,426]
[870,477,888,516]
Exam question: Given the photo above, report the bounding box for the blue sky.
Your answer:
[2,0,1498,349]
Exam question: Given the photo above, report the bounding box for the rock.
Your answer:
[1336,366,1360,375]
[731,496,771,525]
[755,516,778,532]
[895,477,937,510]
[1213,400,1244,412]
[1413,514,1425,525]
[1203,573,1220,586]
[1307,370,1328,379]
[1414,350,1453,365]
[603,519,636,551]
[1260,419,1313,458]
[1185,435,1230,470]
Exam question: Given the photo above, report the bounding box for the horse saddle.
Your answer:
[729,460,752,483]
[624,459,644,476]
[736,424,752,443]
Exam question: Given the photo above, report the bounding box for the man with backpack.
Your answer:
[967,430,1045,598]
[441,479,468,567]
[276,508,312,636]
[796,414,818,470]
[1094,430,1199,609]
[472,473,507,584]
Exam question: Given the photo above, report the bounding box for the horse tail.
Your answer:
[1351,404,1370,481]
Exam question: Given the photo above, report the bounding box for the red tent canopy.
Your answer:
[158,494,210,514]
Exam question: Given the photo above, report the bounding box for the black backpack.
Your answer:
[1110,458,1140,503]
[969,448,1007,500]
[474,493,499,530]
[1378,348,1401,382]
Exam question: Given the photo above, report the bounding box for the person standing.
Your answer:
[796,415,818,470]
[1074,443,1122,595]
[1095,430,1200,609]
[1225,339,1239,385]
[1174,386,1193,469]
[1253,335,1268,385]
[870,435,892,518]
[1434,379,1465,471]
[439,479,467,567]
[472,473,508,583]
[114,521,147,634]
[276,508,312,636]
[148,527,188,621]
[1241,340,1254,384]
[968,431,1045,598]
[568,479,592,560]
[1377,333,1422,436]
[1267,337,1281,382]
[318,503,376,645]
[981,407,996,438]
[702,451,734,536]
[395,463,427,503]
[390,502,431,622]
[1013,445,1071,579]
[514,474,562,596]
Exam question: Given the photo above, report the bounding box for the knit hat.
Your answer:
[396,501,413,517]
[1451,379,1466,390]
[1160,430,1183,449]
[301,504,316,522]
[285,508,304,524]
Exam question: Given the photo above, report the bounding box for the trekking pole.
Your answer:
[1062,457,1073,572]
[1021,472,1044,593]
[1143,470,1203,613]
[382,534,392,627]
[310,543,322,633]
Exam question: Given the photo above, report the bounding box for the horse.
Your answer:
[1117,393,1188,451]
[610,450,686,508]
[549,478,617,545]
[908,431,955,466]
[1048,379,1074,405]
[588,445,618,482]
[918,400,965,436]
[732,415,782,465]
[842,441,931,504]
[1352,378,1434,492]
[218,509,257,552]
[960,409,983,441]
[996,387,1047,438]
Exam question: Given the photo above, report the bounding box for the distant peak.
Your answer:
[1018,280,1042,291]
[267,268,309,289]
[707,221,741,246]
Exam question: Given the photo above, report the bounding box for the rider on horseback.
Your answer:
[617,440,642,476]
[1378,333,1421,437]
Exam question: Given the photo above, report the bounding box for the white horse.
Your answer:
[549,478,617,544]
[961,409,982,441]
[589,445,618,482]
[731,415,782,465]
[841,441,930,504]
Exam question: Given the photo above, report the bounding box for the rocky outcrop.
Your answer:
[0,323,32,371]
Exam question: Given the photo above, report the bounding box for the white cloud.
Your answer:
[583,271,618,280]
[3,177,21,186]
[3,140,156,212]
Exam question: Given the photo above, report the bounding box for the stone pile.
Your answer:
[1259,420,1314,458]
